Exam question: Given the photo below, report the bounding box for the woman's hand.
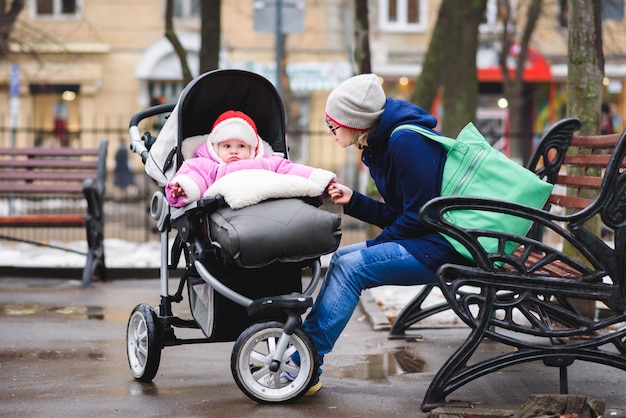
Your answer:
[327,182,352,205]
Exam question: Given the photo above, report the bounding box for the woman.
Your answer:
[300,73,466,396]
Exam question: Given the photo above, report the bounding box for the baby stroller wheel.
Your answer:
[231,321,317,403]
[126,303,162,382]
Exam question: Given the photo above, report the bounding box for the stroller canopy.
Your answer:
[176,69,287,157]
[145,69,288,185]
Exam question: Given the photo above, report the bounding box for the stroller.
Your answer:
[125,69,341,403]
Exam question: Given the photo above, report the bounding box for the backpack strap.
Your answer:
[391,124,458,150]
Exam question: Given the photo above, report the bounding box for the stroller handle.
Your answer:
[128,103,175,128]
[128,103,176,163]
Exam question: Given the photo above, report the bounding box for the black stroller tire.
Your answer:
[126,303,162,382]
[231,321,317,403]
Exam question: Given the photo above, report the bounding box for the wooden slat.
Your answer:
[555,174,603,189]
[0,149,100,195]
[549,134,613,211]
[0,159,99,169]
[570,134,620,148]
[0,214,85,227]
[507,248,584,280]
[0,148,100,157]
[0,171,97,181]
[548,193,594,210]
[563,154,611,167]
[0,184,85,193]
[0,142,106,242]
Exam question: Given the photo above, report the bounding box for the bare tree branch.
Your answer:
[0,0,25,58]
[164,0,193,85]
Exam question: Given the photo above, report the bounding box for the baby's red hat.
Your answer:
[209,110,260,158]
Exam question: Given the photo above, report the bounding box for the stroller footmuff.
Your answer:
[126,69,341,404]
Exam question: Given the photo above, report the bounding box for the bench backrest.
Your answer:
[547,133,625,210]
[528,118,626,228]
[0,141,108,197]
[528,124,626,300]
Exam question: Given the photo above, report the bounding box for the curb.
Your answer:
[360,289,392,331]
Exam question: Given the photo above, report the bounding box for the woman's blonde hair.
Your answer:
[347,129,370,147]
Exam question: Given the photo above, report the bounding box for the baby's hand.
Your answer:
[170,185,186,198]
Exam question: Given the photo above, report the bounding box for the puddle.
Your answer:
[0,303,106,320]
[128,381,160,397]
[334,347,425,381]
[0,348,106,362]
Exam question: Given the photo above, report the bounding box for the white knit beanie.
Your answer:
[325,74,386,130]
[208,110,261,158]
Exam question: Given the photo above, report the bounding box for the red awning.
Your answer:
[478,42,551,82]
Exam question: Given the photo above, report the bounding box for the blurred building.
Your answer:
[0,0,625,173]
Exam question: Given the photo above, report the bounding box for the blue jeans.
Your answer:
[301,241,438,370]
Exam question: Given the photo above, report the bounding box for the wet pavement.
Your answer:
[1,276,626,417]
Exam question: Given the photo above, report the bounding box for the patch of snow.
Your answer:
[368,285,462,326]
[0,239,163,268]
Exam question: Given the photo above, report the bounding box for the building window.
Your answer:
[602,0,624,21]
[149,81,184,106]
[480,0,515,33]
[174,0,200,18]
[379,0,427,33]
[559,0,623,28]
[33,0,81,19]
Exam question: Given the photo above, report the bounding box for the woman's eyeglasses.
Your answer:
[325,116,341,135]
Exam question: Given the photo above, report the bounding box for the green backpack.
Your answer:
[391,123,553,261]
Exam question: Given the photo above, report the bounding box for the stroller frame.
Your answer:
[125,69,326,403]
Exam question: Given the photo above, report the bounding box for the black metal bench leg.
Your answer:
[82,182,106,287]
[560,366,568,394]
[389,285,436,338]
[421,288,496,412]
[81,213,105,287]
[82,249,95,287]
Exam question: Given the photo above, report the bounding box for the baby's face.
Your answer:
[217,139,252,162]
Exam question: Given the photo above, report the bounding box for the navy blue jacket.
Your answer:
[344,98,464,271]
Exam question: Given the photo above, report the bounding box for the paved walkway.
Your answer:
[1,277,625,417]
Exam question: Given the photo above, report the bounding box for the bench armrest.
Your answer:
[419,195,607,276]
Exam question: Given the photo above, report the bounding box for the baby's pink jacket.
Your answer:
[165,143,334,207]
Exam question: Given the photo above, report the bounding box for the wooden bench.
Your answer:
[0,140,108,286]
[416,121,626,411]
[389,117,583,338]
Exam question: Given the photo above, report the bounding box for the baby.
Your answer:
[165,110,335,207]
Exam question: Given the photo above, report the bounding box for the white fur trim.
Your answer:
[172,174,202,203]
[210,118,258,148]
[204,169,326,209]
[307,169,336,188]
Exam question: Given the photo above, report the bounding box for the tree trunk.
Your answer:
[565,0,604,320]
[567,0,604,130]
[412,0,487,135]
[409,0,450,111]
[502,0,542,164]
[354,0,371,74]
[439,0,487,136]
[278,34,301,161]
[199,0,221,73]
